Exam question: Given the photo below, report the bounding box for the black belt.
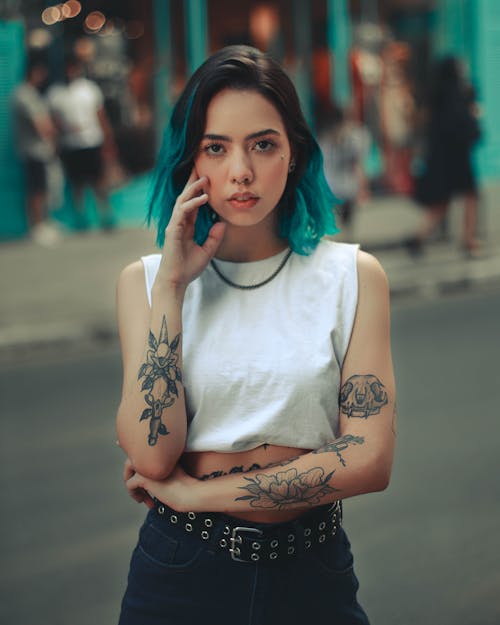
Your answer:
[154,499,342,564]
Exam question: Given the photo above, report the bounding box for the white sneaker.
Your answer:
[31,222,62,247]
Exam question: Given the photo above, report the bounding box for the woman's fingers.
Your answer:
[177,175,208,206]
[126,472,154,506]
[202,221,226,258]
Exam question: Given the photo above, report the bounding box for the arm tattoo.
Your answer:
[340,374,388,418]
[199,463,262,481]
[235,467,339,510]
[137,315,182,446]
[312,434,365,466]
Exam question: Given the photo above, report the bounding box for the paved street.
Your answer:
[0,288,499,625]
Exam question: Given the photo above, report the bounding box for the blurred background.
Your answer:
[0,1,499,624]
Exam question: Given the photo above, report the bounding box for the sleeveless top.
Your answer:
[141,240,359,452]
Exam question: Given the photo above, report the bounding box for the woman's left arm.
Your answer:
[127,251,396,514]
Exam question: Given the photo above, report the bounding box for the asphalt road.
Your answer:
[1,288,499,625]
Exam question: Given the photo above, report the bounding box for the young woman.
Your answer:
[116,45,396,625]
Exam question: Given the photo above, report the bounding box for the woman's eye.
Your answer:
[254,140,275,152]
[203,143,225,156]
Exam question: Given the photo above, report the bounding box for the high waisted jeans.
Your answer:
[119,506,370,625]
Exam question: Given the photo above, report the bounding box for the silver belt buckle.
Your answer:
[230,526,263,562]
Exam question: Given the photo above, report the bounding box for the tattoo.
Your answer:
[199,463,262,481]
[137,316,182,446]
[235,467,338,510]
[340,374,388,418]
[312,434,365,466]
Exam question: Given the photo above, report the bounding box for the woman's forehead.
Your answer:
[203,88,286,135]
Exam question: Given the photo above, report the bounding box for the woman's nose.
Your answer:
[229,151,254,185]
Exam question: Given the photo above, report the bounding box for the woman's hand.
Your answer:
[124,460,203,512]
[156,170,226,291]
[123,457,155,509]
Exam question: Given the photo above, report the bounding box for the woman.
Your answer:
[117,46,395,625]
[407,56,481,257]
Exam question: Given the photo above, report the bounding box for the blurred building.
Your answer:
[0,0,499,239]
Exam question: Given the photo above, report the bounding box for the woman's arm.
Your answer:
[127,251,396,511]
[116,172,226,481]
[116,262,188,480]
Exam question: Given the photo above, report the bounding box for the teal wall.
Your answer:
[0,20,26,240]
[473,0,500,179]
[434,0,500,180]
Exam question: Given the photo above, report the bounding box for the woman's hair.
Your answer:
[148,45,338,255]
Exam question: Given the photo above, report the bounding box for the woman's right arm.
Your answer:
[116,262,188,480]
[116,172,225,480]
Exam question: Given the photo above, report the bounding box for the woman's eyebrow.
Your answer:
[201,128,281,142]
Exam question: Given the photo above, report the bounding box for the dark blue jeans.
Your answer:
[119,506,370,625]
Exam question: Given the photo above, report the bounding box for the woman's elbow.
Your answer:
[132,458,177,482]
[369,450,393,492]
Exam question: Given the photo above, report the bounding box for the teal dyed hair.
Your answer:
[148,45,338,254]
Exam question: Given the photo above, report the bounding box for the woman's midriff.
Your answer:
[182,444,310,523]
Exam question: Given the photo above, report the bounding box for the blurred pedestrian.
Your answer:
[318,102,370,240]
[406,56,482,257]
[47,54,117,231]
[11,54,61,246]
[116,45,395,625]
[379,41,415,195]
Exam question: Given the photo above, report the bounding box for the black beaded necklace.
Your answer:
[210,249,293,290]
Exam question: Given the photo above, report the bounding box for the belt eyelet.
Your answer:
[318,521,326,530]
[319,534,326,543]
[270,539,279,548]
[188,512,196,520]
[287,546,295,555]
[170,514,178,523]
[219,538,227,548]
[157,505,165,515]
[223,526,231,536]
[305,540,312,549]
[251,553,260,561]
[185,523,193,532]
[287,533,295,543]
[304,528,311,537]
[204,518,213,527]
[270,552,278,560]
[201,531,209,540]
[252,541,261,550]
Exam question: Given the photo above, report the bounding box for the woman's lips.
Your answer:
[227,193,259,210]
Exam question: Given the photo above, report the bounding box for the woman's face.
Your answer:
[193,88,292,231]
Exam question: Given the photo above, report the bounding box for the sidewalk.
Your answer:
[1,186,499,361]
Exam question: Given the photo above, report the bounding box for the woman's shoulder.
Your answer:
[117,254,162,308]
[355,249,389,305]
[312,240,388,289]
[312,238,360,267]
[356,248,387,281]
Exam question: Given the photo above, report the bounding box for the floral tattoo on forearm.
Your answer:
[235,467,339,510]
[137,316,182,446]
[340,374,388,418]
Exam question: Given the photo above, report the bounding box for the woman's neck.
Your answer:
[215,223,288,262]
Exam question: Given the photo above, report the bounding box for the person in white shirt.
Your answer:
[116,46,395,625]
[47,55,117,231]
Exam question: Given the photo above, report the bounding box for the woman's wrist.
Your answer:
[151,280,187,304]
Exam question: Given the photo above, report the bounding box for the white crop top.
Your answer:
[141,240,359,453]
